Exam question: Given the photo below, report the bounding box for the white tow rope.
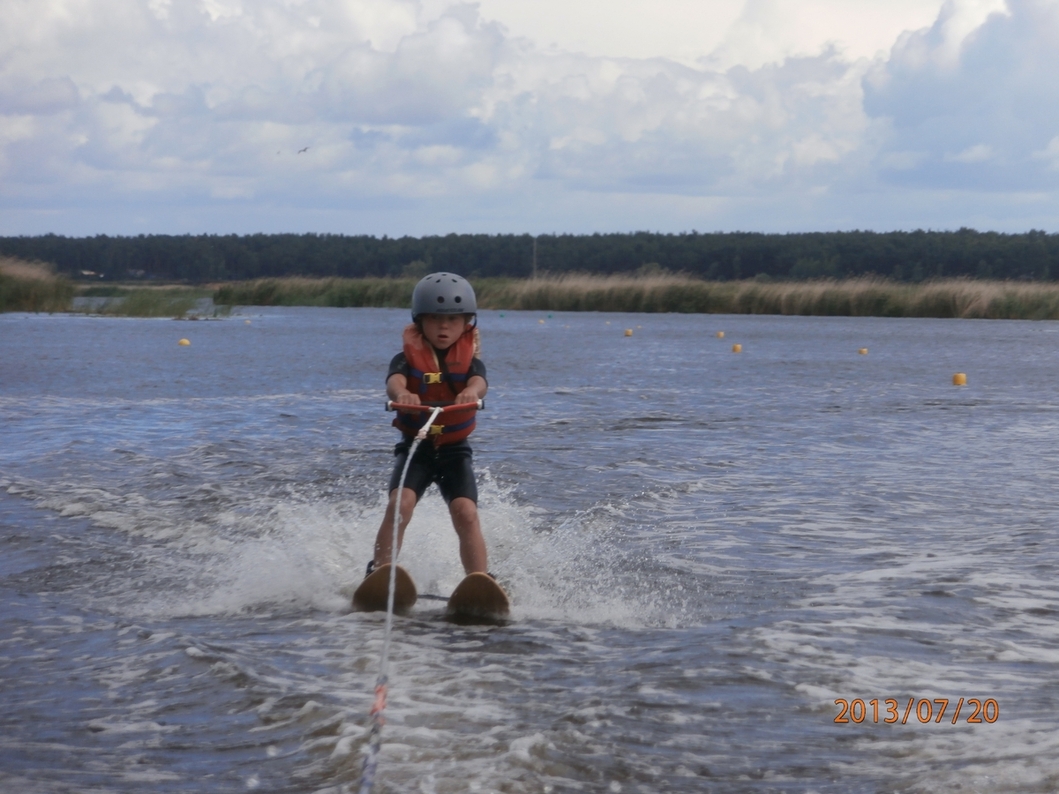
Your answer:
[357,405,442,794]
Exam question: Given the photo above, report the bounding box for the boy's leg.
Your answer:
[372,487,418,567]
[449,496,487,574]
[431,441,485,574]
[374,436,430,569]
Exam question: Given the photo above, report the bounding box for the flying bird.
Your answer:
[297,146,310,154]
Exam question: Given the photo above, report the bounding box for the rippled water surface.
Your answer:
[2,307,1059,793]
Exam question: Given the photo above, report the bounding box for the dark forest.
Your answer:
[2,229,1056,283]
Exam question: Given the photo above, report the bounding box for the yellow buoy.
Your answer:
[178,338,191,346]
[858,348,868,355]
[624,329,633,337]
[953,373,967,386]
[538,319,545,324]
[244,319,251,325]
[732,344,742,353]
[716,331,725,339]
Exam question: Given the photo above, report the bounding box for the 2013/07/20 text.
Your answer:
[834,698,999,725]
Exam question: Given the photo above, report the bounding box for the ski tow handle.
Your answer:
[385,400,484,412]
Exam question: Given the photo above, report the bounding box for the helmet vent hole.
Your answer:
[437,296,445,303]
[454,296,462,303]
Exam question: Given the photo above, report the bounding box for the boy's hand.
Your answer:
[454,375,487,405]
[386,374,420,407]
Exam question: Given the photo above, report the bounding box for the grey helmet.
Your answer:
[411,272,477,320]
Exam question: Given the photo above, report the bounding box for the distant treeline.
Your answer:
[1,229,1057,283]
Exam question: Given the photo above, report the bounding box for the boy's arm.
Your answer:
[386,373,421,406]
[454,375,487,404]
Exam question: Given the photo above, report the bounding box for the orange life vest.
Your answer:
[392,323,480,445]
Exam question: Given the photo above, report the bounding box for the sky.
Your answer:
[2,0,1058,236]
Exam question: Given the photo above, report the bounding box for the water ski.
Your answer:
[446,572,510,624]
[351,564,417,614]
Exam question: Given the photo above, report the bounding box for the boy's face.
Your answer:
[419,313,469,350]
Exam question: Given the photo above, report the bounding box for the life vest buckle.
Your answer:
[428,424,444,435]
[422,372,443,385]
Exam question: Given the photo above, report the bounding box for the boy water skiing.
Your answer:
[367,272,490,578]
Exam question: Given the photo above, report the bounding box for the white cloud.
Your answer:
[476,0,949,67]
[1034,136,1059,170]
[706,0,949,68]
[866,0,1059,191]
[946,144,994,162]
[1,0,1058,235]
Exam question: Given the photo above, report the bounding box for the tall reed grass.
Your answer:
[213,274,1059,320]
[101,288,207,318]
[0,256,75,313]
[214,277,412,308]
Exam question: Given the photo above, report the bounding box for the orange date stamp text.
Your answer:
[834,697,998,725]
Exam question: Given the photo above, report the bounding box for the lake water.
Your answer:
[2,307,1058,793]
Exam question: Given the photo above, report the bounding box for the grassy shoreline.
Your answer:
[214,274,1059,320]
[5,262,1059,319]
[0,257,75,312]
[73,285,216,317]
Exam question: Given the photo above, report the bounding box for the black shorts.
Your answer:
[387,438,478,505]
